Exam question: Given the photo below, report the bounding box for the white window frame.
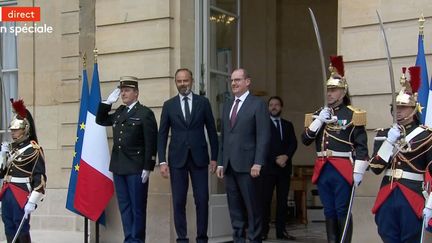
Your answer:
[0,0,19,140]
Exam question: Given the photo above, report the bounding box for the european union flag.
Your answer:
[415,33,429,124]
[66,67,89,214]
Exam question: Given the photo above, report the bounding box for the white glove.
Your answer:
[0,142,9,170]
[315,107,337,124]
[103,88,121,105]
[24,202,36,219]
[424,207,432,228]
[1,142,9,153]
[387,124,401,144]
[353,172,363,187]
[141,170,150,184]
[316,107,332,122]
[309,107,336,132]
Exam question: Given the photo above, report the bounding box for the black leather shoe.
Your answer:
[276,232,296,241]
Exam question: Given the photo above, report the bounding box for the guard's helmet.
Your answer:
[396,66,421,108]
[327,55,351,105]
[9,99,38,144]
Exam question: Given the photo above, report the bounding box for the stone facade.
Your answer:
[4,0,432,242]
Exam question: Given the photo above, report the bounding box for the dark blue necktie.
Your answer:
[275,119,282,140]
[183,97,191,123]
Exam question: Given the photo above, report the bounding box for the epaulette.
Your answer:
[304,113,313,127]
[30,140,41,150]
[347,105,366,126]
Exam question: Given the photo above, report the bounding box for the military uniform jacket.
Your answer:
[0,139,46,208]
[96,102,158,175]
[301,104,368,184]
[370,122,432,218]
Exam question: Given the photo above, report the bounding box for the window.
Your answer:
[0,0,18,140]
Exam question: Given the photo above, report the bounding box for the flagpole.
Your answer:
[96,221,100,243]
[82,53,90,243]
[93,48,100,243]
[84,217,88,243]
[419,13,425,36]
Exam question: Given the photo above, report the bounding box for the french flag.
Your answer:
[74,62,114,221]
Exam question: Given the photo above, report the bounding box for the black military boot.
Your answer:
[18,233,31,243]
[325,218,339,243]
[338,216,352,243]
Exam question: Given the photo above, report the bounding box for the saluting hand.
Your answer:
[103,88,121,105]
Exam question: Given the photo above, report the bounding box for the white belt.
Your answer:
[317,150,352,158]
[5,176,30,183]
[384,169,423,181]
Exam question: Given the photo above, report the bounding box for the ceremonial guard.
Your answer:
[370,66,432,242]
[302,56,369,243]
[0,99,46,243]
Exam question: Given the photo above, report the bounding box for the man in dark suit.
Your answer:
[158,68,218,243]
[96,76,158,243]
[216,68,271,243]
[261,96,297,241]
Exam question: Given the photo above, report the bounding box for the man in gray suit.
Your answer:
[216,68,271,243]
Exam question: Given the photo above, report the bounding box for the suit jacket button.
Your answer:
[122,124,124,127]
[119,138,122,141]
[120,131,123,134]
[132,123,135,126]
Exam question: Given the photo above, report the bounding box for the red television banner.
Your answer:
[1,7,40,22]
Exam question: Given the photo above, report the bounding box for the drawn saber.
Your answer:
[376,10,397,124]
[340,185,355,243]
[11,214,27,243]
[308,8,328,107]
[421,181,431,243]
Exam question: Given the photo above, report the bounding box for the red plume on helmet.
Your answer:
[329,55,345,77]
[408,66,421,94]
[396,66,421,108]
[10,99,27,119]
[9,99,38,143]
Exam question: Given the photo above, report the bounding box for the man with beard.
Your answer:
[158,68,218,243]
[216,68,271,243]
[97,76,158,243]
[301,56,368,243]
[261,96,297,241]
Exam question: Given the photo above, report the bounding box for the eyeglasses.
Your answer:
[230,78,245,83]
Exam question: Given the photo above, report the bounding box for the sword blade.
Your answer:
[11,214,27,243]
[340,186,355,243]
[376,10,397,124]
[421,217,426,243]
[308,8,328,107]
